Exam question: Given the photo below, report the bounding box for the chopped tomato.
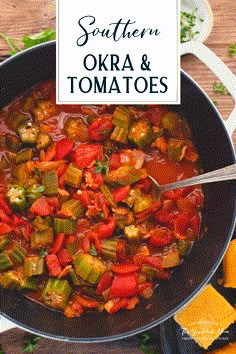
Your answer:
[155,209,174,224]
[109,273,138,298]
[30,196,52,216]
[84,167,104,190]
[45,254,62,277]
[112,264,140,274]
[146,105,168,126]
[44,142,57,161]
[148,228,172,247]
[0,223,13,234]
[135,201,162,222]
[109,153,122,170]
[174,212,191,234]
[133,255,163,270]
[108,298,129,313]
[73,294,100,308]
[74,144,103,169]
[96,272,113,294]
[112,186,131,203]
[0,208,11,224]
[96,217,116,239]
[0,197,12,214]
[55,137,74,160]
[190,213,201,236]
[48,233,65,254]
[88,115,113,141]
[134,178,151,193]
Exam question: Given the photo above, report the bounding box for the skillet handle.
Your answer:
[0,314,17,332]
[181,41,236,137]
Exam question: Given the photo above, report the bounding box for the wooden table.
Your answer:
[0,0,235,352]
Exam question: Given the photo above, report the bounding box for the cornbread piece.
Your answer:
[174,284,236,350]
[209,342,236,353]
[223,239,236,288]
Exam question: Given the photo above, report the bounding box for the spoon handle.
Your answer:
[159,164,236,193]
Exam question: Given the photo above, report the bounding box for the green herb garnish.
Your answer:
[228,45,236,57]
[23,334,41,353]
[89,245,98,256]
[213,82,228,94]
[139,332,159,354]
[34,167,40,177]
[0,29,56,56]
[180,8,202,43]
[211,99,218,106]
[94,155,110,175]
[0,344,5,354]
[27,185,45,199]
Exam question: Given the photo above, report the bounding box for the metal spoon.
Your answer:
[148,164,236,197]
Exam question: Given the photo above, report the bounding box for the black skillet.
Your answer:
[0,41,235,342]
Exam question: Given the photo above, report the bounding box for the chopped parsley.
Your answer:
[89,245,98,256]
[39,249,48,258]
[228,45,236,57]
[23,334,41,353]
[94,155,110,175]
[180,8,203,43]
[213,82,228,94]
[0,29,55,56]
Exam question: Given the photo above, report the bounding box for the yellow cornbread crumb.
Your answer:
[209,342,236,353]
[223,239,236,288]
[174,284,236,350]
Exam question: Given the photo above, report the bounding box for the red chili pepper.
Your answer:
[96,272,113,294]
[112,263,140,274]
[57,248,73,267]
[55,137,74,160]
[109,153,122,170]
[134,178,151,193]
[30,196,52,216]
[174,212,191,234]
[88,115,113,141]
[48,233,65,254]
[73,294,100,308]
[45,254,62,277]
[148,228,172,247]
[0,208,12,224]
[74,144,103,169]
[135,201,162,222]
[0,223,13,234]
[108,298,129,314]
[110,273,138,298]
[0,197,12,214]
[96,217,116,239]
[112,186,131,203]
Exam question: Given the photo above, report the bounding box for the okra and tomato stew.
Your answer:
[0,81,203,317]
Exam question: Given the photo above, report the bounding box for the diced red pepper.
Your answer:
[135,201,162,222]
[0,223,13,234]
[96,217,116,239]
[112,186,131,203]
[108,298,129,313]
[55,137,74,160]
[112,263,140,274]
[57,248,73,267]
[88,115,113,141]
[30,196,52,216]
[109,153,122,170]
[74,144,103,169]
[0,208,12,224]
[73,294,100,308]
[96,272,113,294]
[148,228,172,247]
[0,197,12,214]
[48,233,65,254]
[45,254,62,277]
[109,273,138,298]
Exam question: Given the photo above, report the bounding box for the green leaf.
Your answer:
[36,185,45,193]
[34,167,40,176]
[39,249,48,258]
[228,45,236,57]
[213,82,227,94]
[94,155,110,175]
[27,194,37,200]
[138,332,159,354]
[23,335,41,353]
[180,8,202,43]
[211,99,218,106]
[23,28,56,49]
[89,245,98,256]
[0,344,5,354]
